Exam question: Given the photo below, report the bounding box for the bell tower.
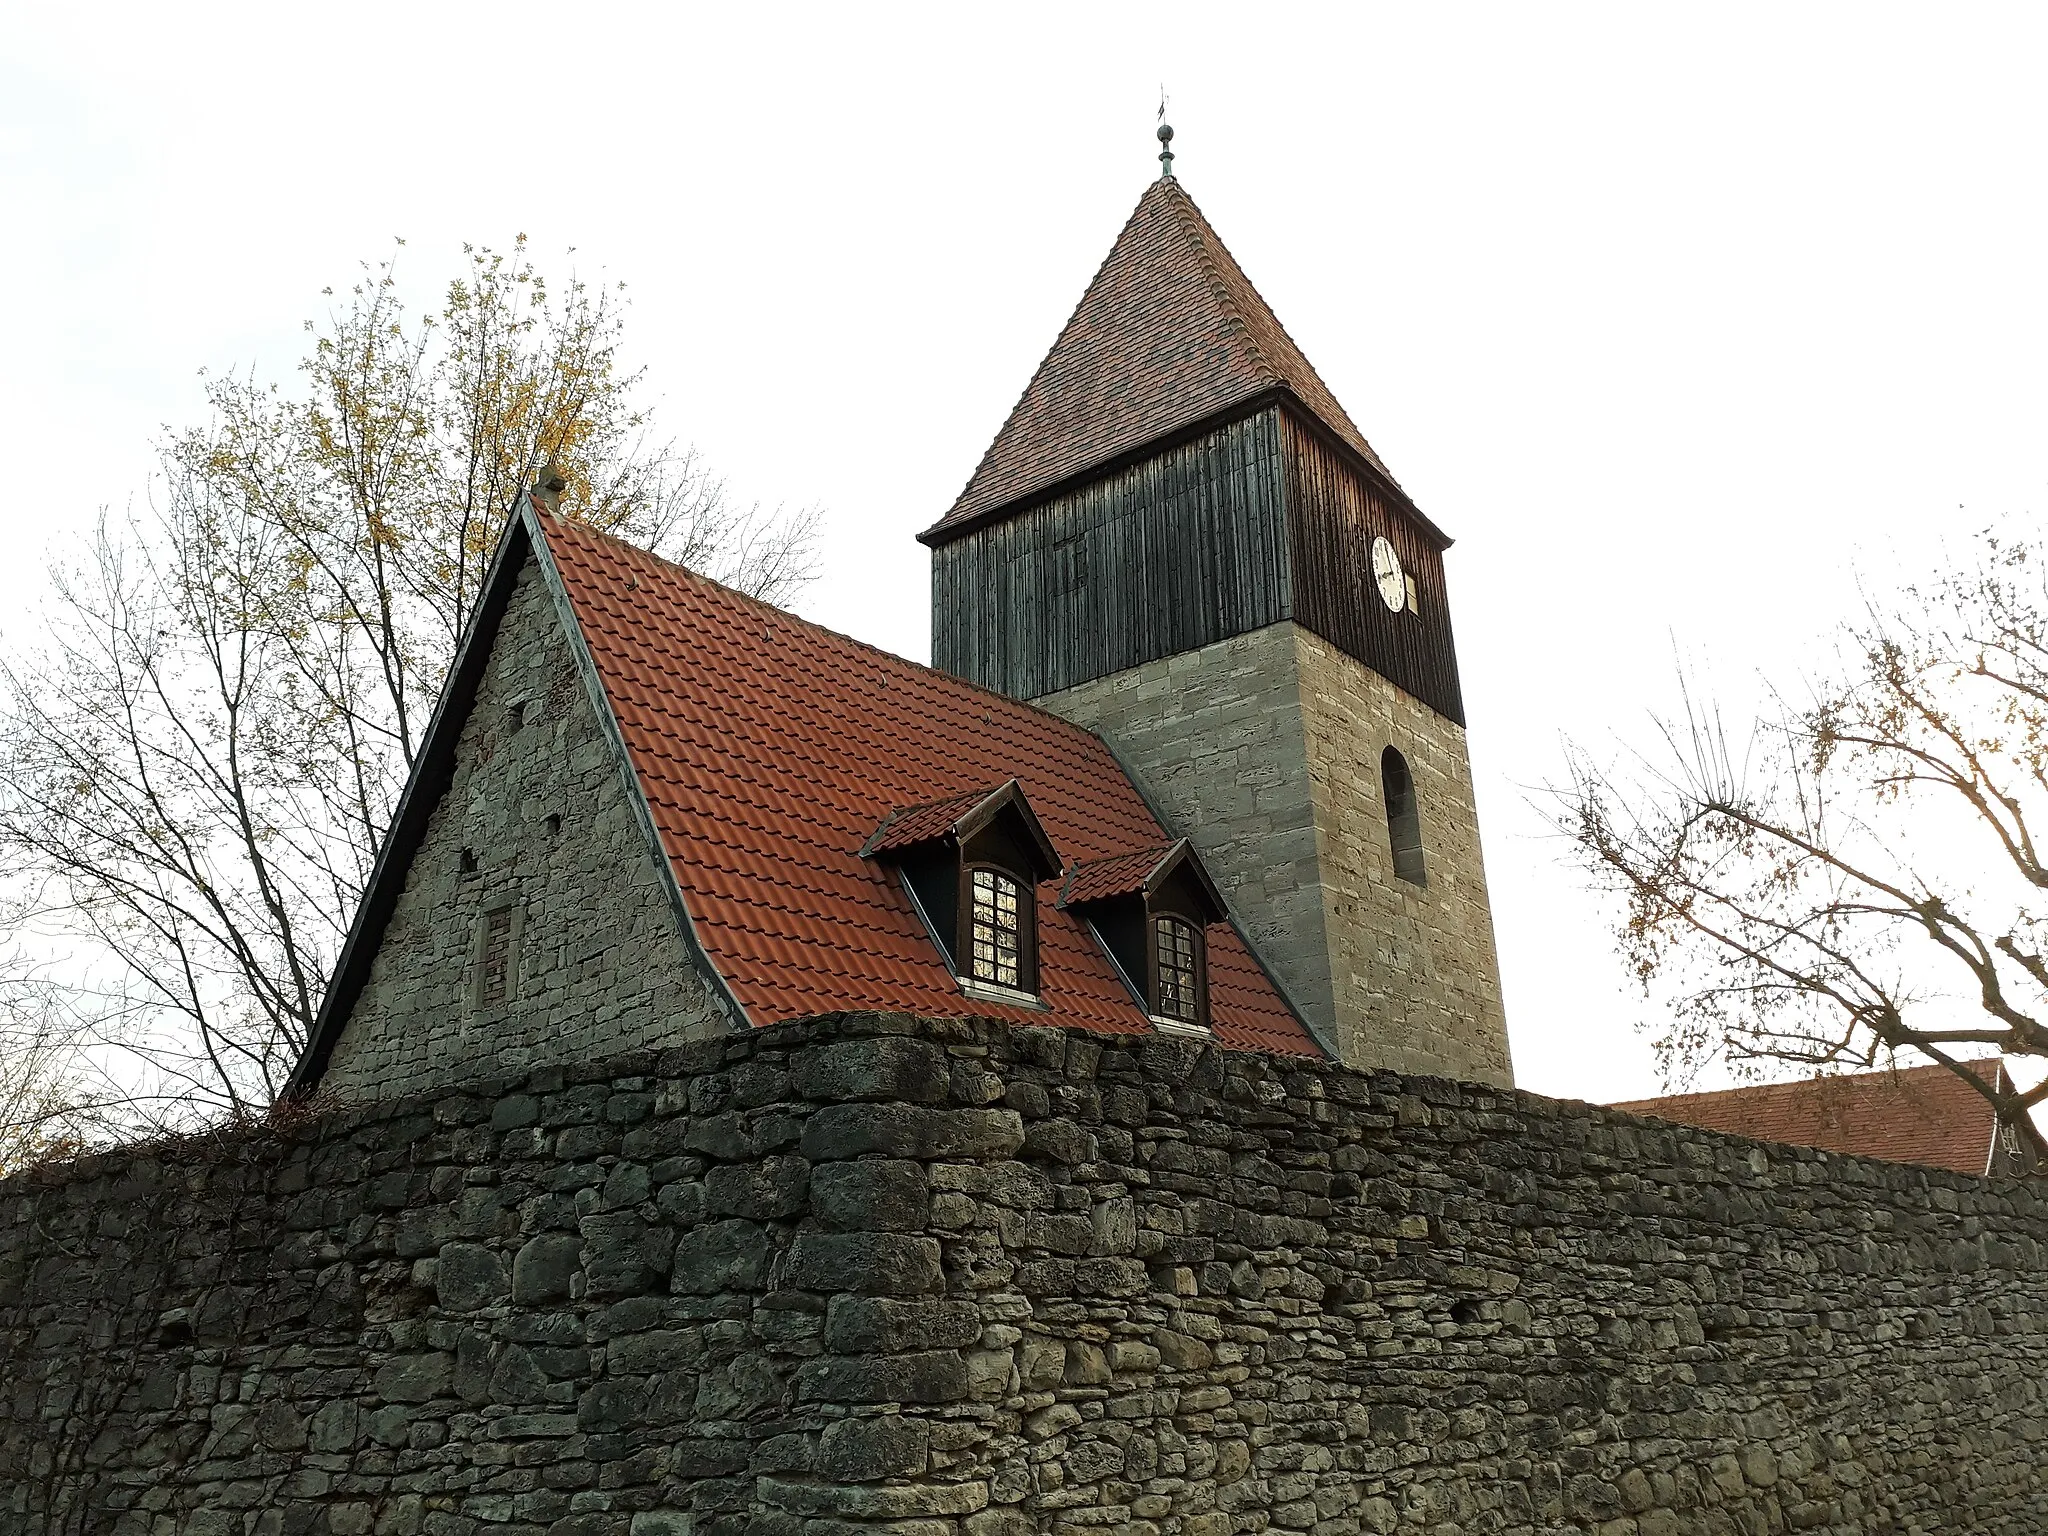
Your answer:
[921,140,1512,1086]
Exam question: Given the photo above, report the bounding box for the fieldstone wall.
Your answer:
[322,547,727,1101]
[1037,622,1511,1085]
[3,1013,2045,1535]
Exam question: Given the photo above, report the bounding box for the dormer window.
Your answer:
[861,780,1061,1005]
[1153,915,1204,1025]
[969,867,1027,988]
[1059,840,1226,1035]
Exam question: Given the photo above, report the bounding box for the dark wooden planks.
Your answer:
[1280,411,1466,725]
[929,404,1466,727]
[932,411,1292,699]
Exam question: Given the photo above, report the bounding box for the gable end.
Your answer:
[290,504,737,1101]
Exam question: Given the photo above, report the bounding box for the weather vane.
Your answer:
[1156,88,1175,180]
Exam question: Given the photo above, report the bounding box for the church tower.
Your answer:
[922,139,1512,1086]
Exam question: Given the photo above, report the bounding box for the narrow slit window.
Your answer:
[1154,916,1203,1025]
[1382,746,1426,886]
[968,868,1024,988]
[480,906,516,1005]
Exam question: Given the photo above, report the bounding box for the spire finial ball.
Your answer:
[1157,123,1173,144]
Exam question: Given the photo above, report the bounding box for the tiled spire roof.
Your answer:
[924,175,1397,542]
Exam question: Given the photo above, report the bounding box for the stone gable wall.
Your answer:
[321,549,726,1101]
[4,1014,2045,1535]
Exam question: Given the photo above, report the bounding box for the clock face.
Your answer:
[1371,536,1406,613]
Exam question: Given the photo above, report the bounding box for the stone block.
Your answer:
[671,1219,770,1294]
[818,1414,932,1480]
[795,1351,970,1405]
[801,1105,1024,1162]
[511,1233,582,1304]
[706,1156,810,1220]
[825,1297,983,1353]
[435,1243,510,1313]
[786,1233,943,1296]
[1022,1119,1095,1166]
[757,1476,987,1518]
[801,1104,929,1160]
[577,1378,647,1432]
[606,1327,703,1375]
[577,1212,671,1302]
[809,1160,930,1232]
[373,1352,453,1404]
[793,1038,952,1104]
[1018,1335,1066,1391]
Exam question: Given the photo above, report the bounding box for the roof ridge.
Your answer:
[1167,184,1385,468]
[1162,180,1281,390]
[536,511,1155,744]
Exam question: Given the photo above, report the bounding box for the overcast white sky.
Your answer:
[9,3,2048,1108]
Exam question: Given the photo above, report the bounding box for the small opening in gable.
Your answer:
[545,813,562,836]
[480,908,516,1006]
[459,847,478,876]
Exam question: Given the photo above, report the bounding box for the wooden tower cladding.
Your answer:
[931,401,1463,723]
[922,172,1511,1086]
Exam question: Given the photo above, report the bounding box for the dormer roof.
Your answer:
[922,175,1414,544]
[1059,839,1225,923]
[863,779,1062,880]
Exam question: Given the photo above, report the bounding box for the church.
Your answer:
[289,137,1513,1102]
[12,136,2046,1536]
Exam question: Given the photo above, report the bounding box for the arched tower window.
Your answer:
[1381,746,1426,886]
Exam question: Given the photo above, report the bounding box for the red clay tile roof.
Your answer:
[536,511,1317,1056]
[1059,846,1176,908]
[1614,1061,2019,1174]
[922,176,1397,542]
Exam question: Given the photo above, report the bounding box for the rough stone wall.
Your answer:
[5,1013,2045,1535]
[1035,623,1510,1085]
[322,549,727,1102]
[1292,627,1510,1086]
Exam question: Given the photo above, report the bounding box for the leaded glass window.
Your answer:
[969,868,1023,988]
[1154,916,1201,1024]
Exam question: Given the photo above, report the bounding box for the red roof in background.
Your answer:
[922,176,1402,542]
[536,512,1317,1057]
[1614,1060,2021,1174]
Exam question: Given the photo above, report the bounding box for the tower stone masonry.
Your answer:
[924,175,1511,1084]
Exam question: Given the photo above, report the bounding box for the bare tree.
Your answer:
[0,240,819,1128]
[1554,526,2048,1134]
[0,969,128,1175]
